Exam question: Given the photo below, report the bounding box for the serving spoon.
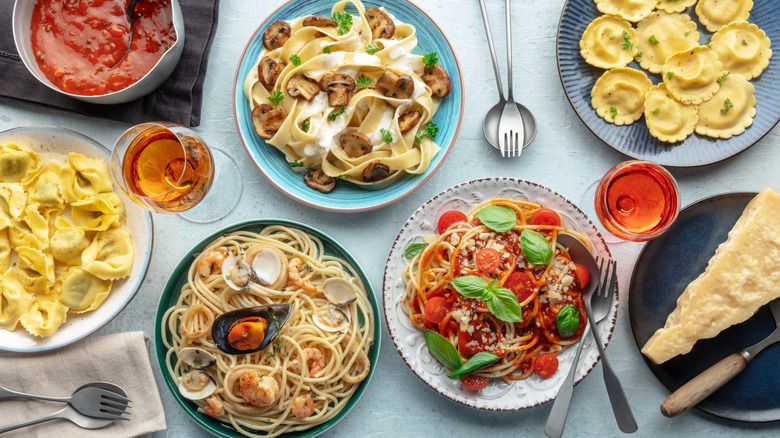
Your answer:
[110,0,142,69]
[477,0,537,151]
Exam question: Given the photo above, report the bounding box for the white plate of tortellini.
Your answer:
[0,126,152,352]
[557,0,779,166]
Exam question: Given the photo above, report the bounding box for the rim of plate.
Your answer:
[0,125,154,353]
[232,0,464,212]
[555,0,780,167]
[382,177,618,411]
[155,219,381,438]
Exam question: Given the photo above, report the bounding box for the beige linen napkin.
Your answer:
[0,331,166,437]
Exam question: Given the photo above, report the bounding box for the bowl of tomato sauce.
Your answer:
[13,0,184,104]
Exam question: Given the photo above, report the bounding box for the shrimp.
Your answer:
[287,257,317,292]
[204,395,224,418]
[302,347,326,376]
[291,394,315,418]
[239,372,280,407]
[197,251,227,276]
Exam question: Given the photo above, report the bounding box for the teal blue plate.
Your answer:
[232,0,463,212]
[154,219,380,437]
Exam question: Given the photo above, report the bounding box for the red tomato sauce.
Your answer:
[30,0,176,96]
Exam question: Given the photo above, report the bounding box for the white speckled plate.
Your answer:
[0,126,153,353]
[382,178,617,410]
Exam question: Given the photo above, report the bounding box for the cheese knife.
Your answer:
[660,298,780,417]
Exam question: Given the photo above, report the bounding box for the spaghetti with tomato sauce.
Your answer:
[402,198,591,382]
[30,0,176,96]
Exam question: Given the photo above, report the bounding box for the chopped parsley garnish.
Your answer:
[328,106,346,121]
[267,90,284,108]
[649,35,659,45]
[704,40,711,48]
[422,52,439,68]
[336,174,348,180]
[622,31,633,50]
[609,106,617,120]
[742,40,748,46]
[721,98,734,115]
[289,160,304,168]
[415,121,439,144]
[355,74,372,87]
[667,71,675,80]
[289,54,301,66]
[634,52,643,60]
[380,128,393,144]
[301,118,310,132]
[684,31,690,36]
[365,42,380,55]
[323,46,332,54]
[609,36,616,40]
[717,71,730,86]
[332,11,353,35]
[652,107,660,115]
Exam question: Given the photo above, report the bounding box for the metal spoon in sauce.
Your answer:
[110,0,141,69]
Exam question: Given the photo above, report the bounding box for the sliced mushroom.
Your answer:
[362,162,391,182]
[263,21,291,50]
[339,131,372,158]
[251,104,286,140]
[422,64,451,98]
[258,57,286,91]
[376,70,414,99]
[365,8,395,39]
[286,74,320,101]
[304,169,336,193]
[302,15,337,27]
[319,73,355,107]
[398,110,422,134]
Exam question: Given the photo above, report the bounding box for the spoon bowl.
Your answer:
[483,101,537,150]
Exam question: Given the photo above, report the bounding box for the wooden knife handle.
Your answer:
[660,353,748,418]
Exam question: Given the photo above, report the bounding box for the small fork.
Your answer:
[0,384,131,420]
[497,0,524,158]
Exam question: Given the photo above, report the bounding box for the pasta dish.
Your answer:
[402,198,591,386]
[243,0,452,193]
[161,225,374,437]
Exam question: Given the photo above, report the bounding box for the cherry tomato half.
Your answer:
[424,296,449,324]
[503,271,536,303]
[476,248,501,272]
[460,374,489,391]
[529,208,562,227]
[534,353,559,378]
[437,210,468,234]
[572,263,590,290]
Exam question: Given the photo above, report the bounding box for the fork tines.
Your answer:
[500,130,520,157]
[99,393,132,420]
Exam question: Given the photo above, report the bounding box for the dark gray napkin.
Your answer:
[0,0,219,127]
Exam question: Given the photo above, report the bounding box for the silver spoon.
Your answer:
[110,0,142,69]
[477,0,537,150]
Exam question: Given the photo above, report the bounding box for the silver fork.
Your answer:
[0,405,114,434]
[0,384,131,420]
[497,0,524,158]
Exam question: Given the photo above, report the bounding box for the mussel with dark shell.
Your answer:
[212,304,292,355]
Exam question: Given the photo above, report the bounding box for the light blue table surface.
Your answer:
[2,1,779,437]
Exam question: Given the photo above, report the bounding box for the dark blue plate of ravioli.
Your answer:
[629,192,780,422]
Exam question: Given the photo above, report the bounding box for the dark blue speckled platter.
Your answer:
[629,192,780,422]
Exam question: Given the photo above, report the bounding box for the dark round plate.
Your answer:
[629,192,780,422]
[557,1,780,167]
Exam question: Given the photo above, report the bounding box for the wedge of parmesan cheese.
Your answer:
[641,188,780,365]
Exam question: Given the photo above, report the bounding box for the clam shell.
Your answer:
[323,277,358,305]
[313,305,350,332]
[250,247,285,287]
[222,255,252,290]
[178,370,216,400]
[179,347,216,369]
[211,304,292,355]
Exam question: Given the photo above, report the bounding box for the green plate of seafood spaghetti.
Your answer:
[155,219,379,438]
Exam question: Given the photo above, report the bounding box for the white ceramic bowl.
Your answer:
[12,0,185,104]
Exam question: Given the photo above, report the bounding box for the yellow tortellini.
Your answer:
[663,46,724,105]
[711,21,772,80]
[594,0,657,22]
[0,143,134,338]
[656,0,696,14]
[695,73,756,139]
[645,83,699,143]
[580,15,639,69]
[696,0,752,33]
[82,228,134,281]
[635,11,699,74]
[591,67,653,125]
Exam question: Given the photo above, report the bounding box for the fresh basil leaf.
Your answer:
[475,206,516,233]
[486,287,524,323]
[451,276,488,299]
[405,243,425,259]
[447,351,501,379]
[422,329,463,371]
[520,230,553,265]
[556,304,580,339]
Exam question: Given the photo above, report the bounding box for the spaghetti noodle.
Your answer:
[161,225,374,437]
[402,198,590,381]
